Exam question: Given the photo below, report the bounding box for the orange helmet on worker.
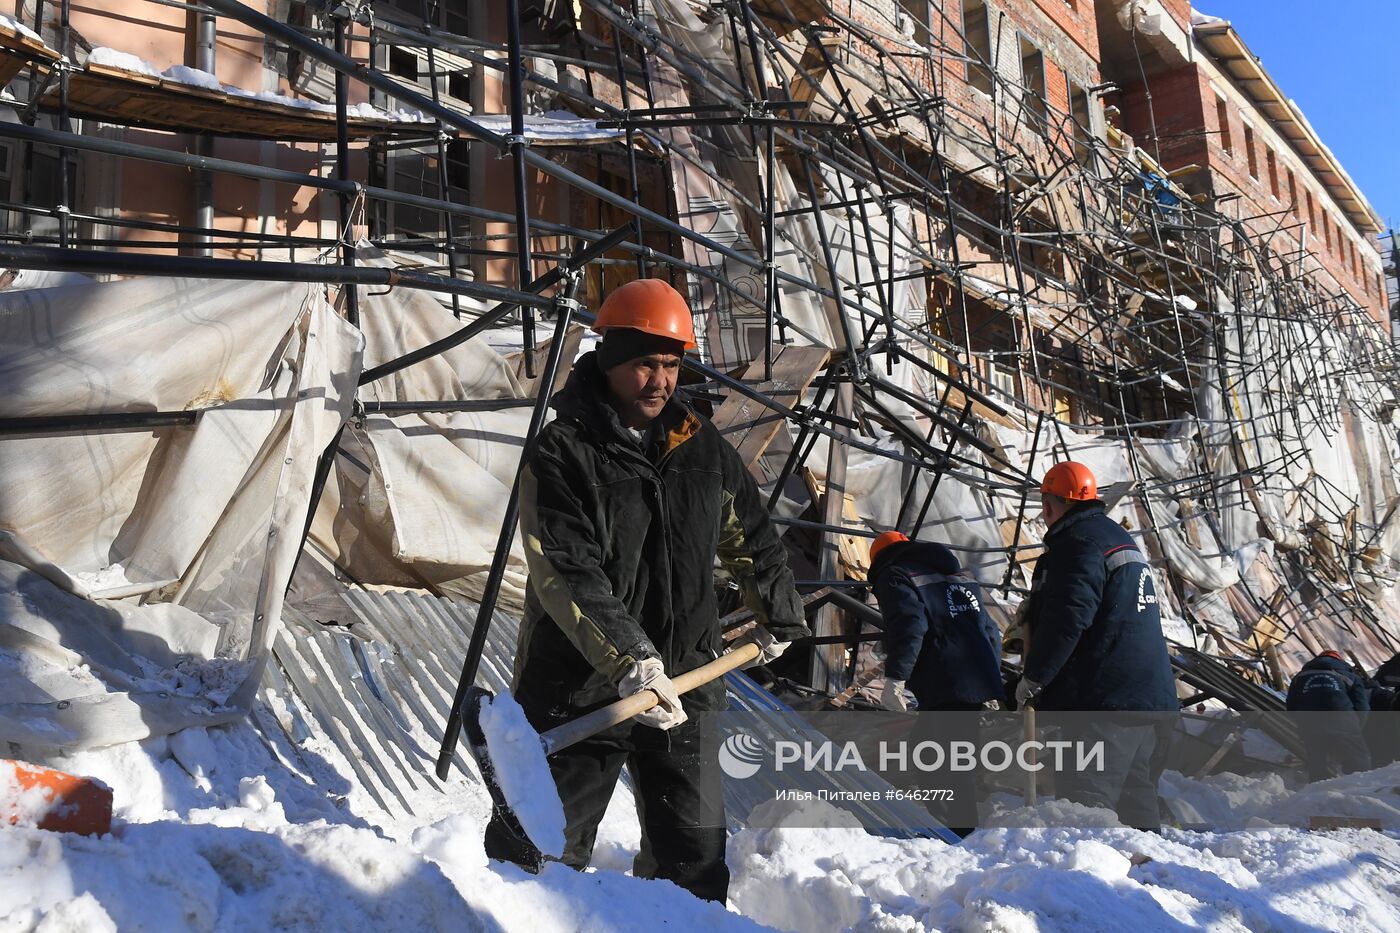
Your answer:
[593,277,697,348]
[1041,461,1097,501]
[869,530,910,563]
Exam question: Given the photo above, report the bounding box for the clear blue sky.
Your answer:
[1204,3,1400,237]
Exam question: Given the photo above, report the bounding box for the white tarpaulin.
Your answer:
[0,276,360,750]
[309,247,535,610]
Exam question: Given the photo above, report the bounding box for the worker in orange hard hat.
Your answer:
[867,530,1001,713]
[1017,460,1177,830]
[867,527,1002,836]
[487,277,808,902]
[1286,650,1372,781]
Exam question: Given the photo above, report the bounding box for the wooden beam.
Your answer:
[711,344,831,471]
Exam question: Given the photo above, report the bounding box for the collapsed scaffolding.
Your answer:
[1,0,1399,769]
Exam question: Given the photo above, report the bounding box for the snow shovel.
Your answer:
[1,759,113,836]
[462,641,763,857]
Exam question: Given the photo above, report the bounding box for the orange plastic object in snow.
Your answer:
[2,759,113,836]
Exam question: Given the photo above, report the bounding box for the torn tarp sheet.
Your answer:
[0,276,359,750]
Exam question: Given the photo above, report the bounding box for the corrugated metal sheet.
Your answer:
[258,588,952,841]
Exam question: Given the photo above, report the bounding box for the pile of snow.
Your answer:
[729,796,1400,931]
[1162,762,1400,830]
[162,64,223,92]
[5,708,1400,930]
[0,716,757,931]
[472,111,620,143]
[1190,10,1227,27]
[88,47,161,78]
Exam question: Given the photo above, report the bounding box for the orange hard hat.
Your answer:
[870,530,910,563]
[2,760,112,836]
[593,278,697,349]
[1041,461,1097,501]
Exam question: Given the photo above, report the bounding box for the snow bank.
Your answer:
[1162,761,1400,830]
[729,797,1400,931]
[0,716,763,931]
[5,708,1400,930]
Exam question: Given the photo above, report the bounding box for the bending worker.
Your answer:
[1016,461,1177,829]
[1286,650,1371,781]
[868,531,1003,713]
[485,278,808,902]
[869,530,1003,834]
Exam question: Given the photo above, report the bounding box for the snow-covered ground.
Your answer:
[4,706,1399,931]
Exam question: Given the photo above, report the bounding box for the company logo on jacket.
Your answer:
[947,584,981,617]
[1136,568,1157,613]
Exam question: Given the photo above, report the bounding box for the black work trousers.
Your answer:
[1298,714,1372,782]
[484,718,728,903]
[1054,718,1162,831]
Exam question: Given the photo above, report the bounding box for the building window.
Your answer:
[962,0,995,96]
[1243,125,1258,178]
[1266,149,1279,199]
[1068,79,1093,164]
[1286,169,1297,216]
[389,46,418,81]
[1306,190,1316,231]
[1019,37,1048,132]
[1214,96,1232,155]
[898,0,933,45]
[1323,213,1332,252]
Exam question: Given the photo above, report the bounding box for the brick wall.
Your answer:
[1190,56,1386,322]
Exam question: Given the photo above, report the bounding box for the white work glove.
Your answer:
[619,657,688,730]
[738,625,790,670]
[880,678,910,711]
[1015,677,1042,709]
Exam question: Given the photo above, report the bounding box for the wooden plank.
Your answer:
[1308,816,1382,832]
[0,28,59,61]
[41,66,424,143]
[805,472,871,582]
[712,344,830,470]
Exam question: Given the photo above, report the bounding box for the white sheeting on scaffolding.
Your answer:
[646,0,833,368]
[310,246,534,611]
[0,276,360,750]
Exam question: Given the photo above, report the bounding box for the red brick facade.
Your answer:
[843,0,1384,325]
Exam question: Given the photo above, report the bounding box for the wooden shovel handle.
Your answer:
[542,642,762,755]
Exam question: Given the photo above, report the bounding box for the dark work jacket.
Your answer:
[1286,655,1371,713]
[1023,501,1177,711]
[513,352,808,728]
[870,541,1002,708]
